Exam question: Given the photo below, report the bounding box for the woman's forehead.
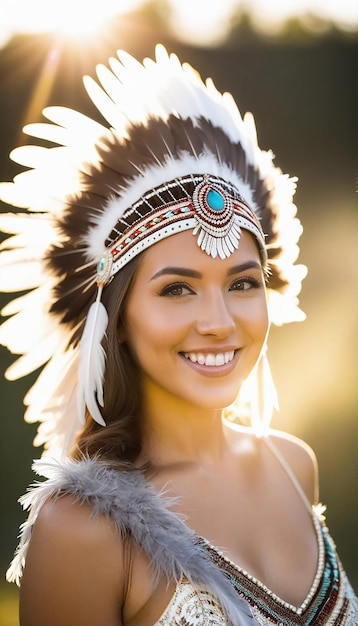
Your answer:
[137,229,262,276]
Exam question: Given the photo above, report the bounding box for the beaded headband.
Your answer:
[97,174,266,286]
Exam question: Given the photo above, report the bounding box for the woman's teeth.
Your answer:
[183,351,235,367]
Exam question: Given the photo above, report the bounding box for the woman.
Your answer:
[0,45,356,625]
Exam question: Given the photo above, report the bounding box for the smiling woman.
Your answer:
[0,45,357,625]
[124,230,269,417]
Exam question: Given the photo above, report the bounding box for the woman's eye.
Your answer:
[160,282,193,297]
[230,277,261,291]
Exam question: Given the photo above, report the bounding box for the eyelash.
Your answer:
[159,282,193,298]
[229,276,262,291]
[159,277,262,298]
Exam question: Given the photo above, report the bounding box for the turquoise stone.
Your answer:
[97,257,106,274]
[207,188,225,211]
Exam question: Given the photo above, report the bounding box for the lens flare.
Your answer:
[3,0,142,43]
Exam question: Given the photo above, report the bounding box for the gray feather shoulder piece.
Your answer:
[7,456,258,626]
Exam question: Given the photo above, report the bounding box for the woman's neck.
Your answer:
[137,379,232,468]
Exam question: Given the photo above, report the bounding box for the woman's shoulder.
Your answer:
[22,456,159,568]
[26,494,125,585]
[228,424,319,505]
[20,494,126,625]
[263,428,319,505]
[34,492,121,548]
[7,457,146,587]
[20,489,167,625]
[228,423,317,462]
[266,428,317,462]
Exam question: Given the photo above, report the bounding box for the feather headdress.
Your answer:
[0,45,306,457]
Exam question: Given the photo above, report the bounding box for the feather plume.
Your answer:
[77,287,108,426]
[251,351,279,435]
[25,345,81,456]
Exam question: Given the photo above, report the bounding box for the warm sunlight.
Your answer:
[1,0,357,48]
[2,0,142,42]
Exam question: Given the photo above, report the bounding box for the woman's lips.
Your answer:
[180,349,240,376]
[182,350,235,367]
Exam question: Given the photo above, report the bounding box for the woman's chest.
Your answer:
[156,468,318,608]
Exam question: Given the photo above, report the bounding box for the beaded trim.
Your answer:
[96,174,266,286]
[197,514,346,626]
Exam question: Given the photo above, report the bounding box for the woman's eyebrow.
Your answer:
[150,261,262,281]
[227,261,262,276]
[150,267,202,281]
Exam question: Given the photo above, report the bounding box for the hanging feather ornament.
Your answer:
[225,345,279,435]
[77,286,108,426]
[250,349,280,435]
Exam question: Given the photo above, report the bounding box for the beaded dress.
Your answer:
[154,439,358,625]
[155,515,357,625]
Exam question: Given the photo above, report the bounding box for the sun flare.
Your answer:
[1,0,357,49]
[4,0,142,41]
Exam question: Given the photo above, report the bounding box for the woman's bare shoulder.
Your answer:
[266,428,318,467]
[228,423,316,460]
[28,494,126,569]
[20,495,125,626]
[264,428,319,505]
[227,424,319,505]
[32,493,119,542]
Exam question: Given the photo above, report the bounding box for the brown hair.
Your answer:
[71,255,143,467]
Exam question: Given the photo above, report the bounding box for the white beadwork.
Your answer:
[156,577,229,625]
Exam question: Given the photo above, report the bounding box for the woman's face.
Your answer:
[124,229,269,413]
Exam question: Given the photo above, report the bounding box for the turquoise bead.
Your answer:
[97,258,106,274]
[207,188,225,211]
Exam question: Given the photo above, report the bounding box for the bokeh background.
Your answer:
[0,1,357,623]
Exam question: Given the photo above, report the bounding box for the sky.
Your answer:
[0,0,357,48]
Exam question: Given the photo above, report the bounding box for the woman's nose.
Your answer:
[195,292,235,338]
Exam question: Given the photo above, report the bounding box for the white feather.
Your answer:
[24,344,75,414]
[77,288,108,426]
[0,257,49,291]
[95,64,124,103]
[83,75,126,132]
[0,227,51,250]
[42,106,106,138]
[25,347,82,457]
[4,330,62,380]
[1,286,44,317]
[1,168,76,213]
[22,122,73,146]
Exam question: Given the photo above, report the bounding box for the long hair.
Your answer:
[72,255,143,465]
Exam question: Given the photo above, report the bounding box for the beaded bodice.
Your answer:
[155,513,358,625]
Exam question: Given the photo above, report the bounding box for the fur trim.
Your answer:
[7,457,259,626]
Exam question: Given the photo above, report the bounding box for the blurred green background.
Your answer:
[0,2,357,624]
